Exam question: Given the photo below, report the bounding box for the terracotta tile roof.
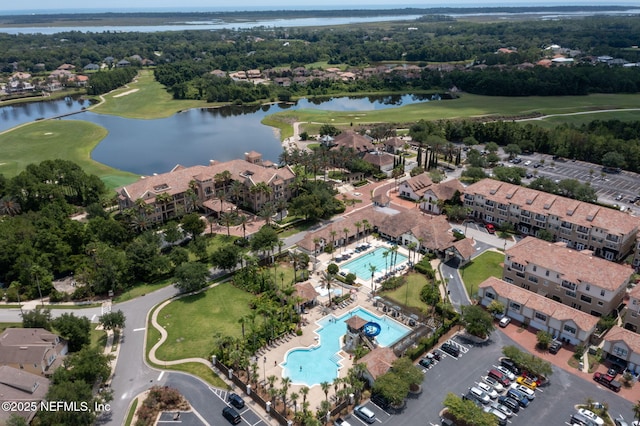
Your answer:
[605,325,640,354]
[506,237,633,291]
[429,179,464,201]
[202,198,236,213]
[372,194,390,205]
[294,282,319,303]
[402,174,433,197]
[628,285,640,301]
[331,131,375,153]
[465,179,639,236]
[479,277,599,332]
[359,347,397,379]
[117,158,295,201]
[363,152,394,167]
[453,238,475,259]
[409,214,457,251]
[384,137,405,148]
[345,315,369,331]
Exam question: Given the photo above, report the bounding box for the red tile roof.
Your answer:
[359,347,397,379]
[605,325,640,354]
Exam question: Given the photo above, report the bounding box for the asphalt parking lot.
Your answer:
[341,330,634,426]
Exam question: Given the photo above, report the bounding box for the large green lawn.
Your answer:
[382,272,431,311]
[91,69,213,119]
[460,251,505,298]
[0,119,137,188]
[267,93,640,136]
[154,282,254,361]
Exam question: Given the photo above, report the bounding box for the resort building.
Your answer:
[464,179,639,262]
[601,325,640,374]
[503,237,633,317]
[116,152,296,222]
[622,285,640,332]
[478,277,599,346]
[399,176,464,215]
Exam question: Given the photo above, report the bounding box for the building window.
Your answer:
[534,312,547,322]
[566,290,576,298]
[504,277,514,284]
[613,346,628,357]
[597,301,604,306]
[585,284,590,291]
[564,325,577,334]
[580,295,592,304]
[532,266,537,272]
[545,271,549,277]
[600,289,605,297]
[509,302,521,311]
[528,275,538,283]
[486,292,495,300]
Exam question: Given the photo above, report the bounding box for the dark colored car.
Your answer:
[462,392,483,407]
[506,389,530,408]
[227,392,245,409]
[549,341,561,354]
[419,357,434,369]
[371,393,390,410]
[440,342,460,358]
[222,406,241,424]
[497,396,520,413]
[500,358,521,375]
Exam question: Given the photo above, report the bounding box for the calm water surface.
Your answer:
[1,94,431,176]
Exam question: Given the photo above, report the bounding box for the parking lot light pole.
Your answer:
[263,356,266,385]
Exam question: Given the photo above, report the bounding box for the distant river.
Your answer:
[0,94,431,176]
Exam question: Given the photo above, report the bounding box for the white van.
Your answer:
[354,405,376,424]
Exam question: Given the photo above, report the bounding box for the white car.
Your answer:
[497,366,516,381]
[482,376,505,393]
[476,382,499,399]
[499,317,511,328]
[578,408,604,425]
[490,401,513,418]
[510,383,535,399]
[469,386,491,405]
[524,160,532,166]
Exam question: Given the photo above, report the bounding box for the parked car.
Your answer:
[462,392,484,407]
[371,393,390,410]
[441,342,460,358]
[497,396,520,413]
[482,375,505,393]
[614,415,629,426]
[485,223,496,234]
[578,408,604,425]
[488,369,511,387]
[593,372,622,392]
[498,317,511,327]
[549,340,562,354]
[500,358,521,375]
[419,357,434,369]
[476,382,499,399]
[227,392,245,409]
[516,376,537,390]
[335,418,354,426]
[354,406,376,424]
[430,351,441,361]
[484,406,508,426]
[490,401,513,418]
[496,366,516,381]
[510,383,535,399]
[222,406,242,424]
[506,388,530,407]
[469,386,491,405]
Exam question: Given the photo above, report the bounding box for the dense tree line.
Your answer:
[86,67,138,95]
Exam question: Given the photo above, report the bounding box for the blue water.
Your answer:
[341,247,408,281]
[282,307,410,386]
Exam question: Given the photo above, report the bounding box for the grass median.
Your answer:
[459,250,504,298]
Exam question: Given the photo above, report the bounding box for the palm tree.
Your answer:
[220,211,236,236]
[362,219,370,242]
[229,180,245,209]
[368,264,377,293]
[184,188,199,213]
[290,392,299,414]
[355,221,362,242]
[0,196,21,216]
[329,230,337,259]
[280,377,291,414]
[236,214,249,239]
[258,201,276,225]
[313,238,320,270]
[238,317,246,339]
[155,192,172,222]
[320,381,330,403]
[342,227,349,253]
[321,271,336,307]
[300,386,309,413]
[407,242,417,267]
[382,250,390,276]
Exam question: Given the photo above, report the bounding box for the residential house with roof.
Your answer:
[601,325,640,374]
[0,366,50,424]
[116,152,295,223]
[383,137,406,154]
[622,285,640,332]
[362,151,394,176]
[419,179,464,214]
[0,328,67,377]
[478,277,599,345]
[399,174,433,201]
[503,237,633,317]
[464,179,639,261]
[330,131,375,154]
[358,347,397,387]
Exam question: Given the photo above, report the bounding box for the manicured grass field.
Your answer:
[382,272,431,310]
[154,282,254,360]
[91,69,213,119]
[267,93,640,135]
[460,250,505,298]
[0,119,137,187]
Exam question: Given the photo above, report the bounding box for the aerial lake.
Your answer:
[1,94,431,176]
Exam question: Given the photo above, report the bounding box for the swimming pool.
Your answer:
[341,247,408,281]
[282,307,410,386]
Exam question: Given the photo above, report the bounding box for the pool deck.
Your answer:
[257,295,381,411]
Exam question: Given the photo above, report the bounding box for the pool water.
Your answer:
[341,247,408,281]
[282,307,410,386]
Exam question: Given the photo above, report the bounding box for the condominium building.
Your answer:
[503,237,633,317]
[464,179,639,261]
[623,285,640,332]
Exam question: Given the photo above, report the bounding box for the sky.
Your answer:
[1,0,635,12]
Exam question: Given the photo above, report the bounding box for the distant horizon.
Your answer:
[1,1,639,14]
